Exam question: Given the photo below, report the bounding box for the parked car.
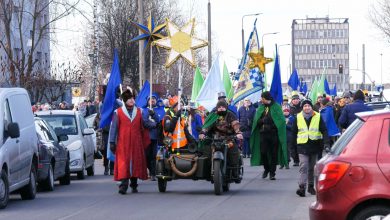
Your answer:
[366,101,390,111]
[310,108,390,220]
[0,88,38,209]
[85,113,98,150]
[34,117,71,191]
[36,110,95,180]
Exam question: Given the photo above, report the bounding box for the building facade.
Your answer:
[291,17,349,93]
[0,0,50,86]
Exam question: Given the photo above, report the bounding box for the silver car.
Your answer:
[36,110,95,179]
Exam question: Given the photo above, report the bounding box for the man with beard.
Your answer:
[250,91,288,180]
[109,89,151,194]
[199,100,243,182]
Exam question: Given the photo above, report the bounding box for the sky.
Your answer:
[52,0,390,87]
[177,0,390,86]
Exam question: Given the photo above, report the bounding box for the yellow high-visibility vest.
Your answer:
[296,112,322,144]
[162,110,187,149]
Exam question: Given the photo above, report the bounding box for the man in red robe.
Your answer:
[109,89,150,194]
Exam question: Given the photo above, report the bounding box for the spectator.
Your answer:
[338,90,373,130]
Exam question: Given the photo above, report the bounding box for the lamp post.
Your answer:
[261,32,279,48]
[242,12,262,55]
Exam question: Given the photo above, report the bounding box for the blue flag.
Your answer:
[330,83,337,96]
[270,45,283,104]
[135,80,150,108]
[288,68,300,91]
[302,82,308,95]
[324,78,331,95]
[99,49,122,128]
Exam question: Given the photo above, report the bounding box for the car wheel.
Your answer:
[40,164,54,191]
[77,160,85,180]
[352,205,390,220]
[59,158,71,185]
[0,170,9,209]
[20,164,37,200]
[86,163,94,176]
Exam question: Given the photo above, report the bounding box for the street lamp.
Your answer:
[261,32,279,48]
[242,12,262,55]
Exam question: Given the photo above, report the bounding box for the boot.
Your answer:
[130,178,138,193]
[308,184,316,195]
[269,173,276,180]
[296,184,306,197]
[104,165,109,176]
[262,170,269,179]
[118,179,129,195]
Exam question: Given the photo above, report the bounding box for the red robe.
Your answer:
[114,107,150,181]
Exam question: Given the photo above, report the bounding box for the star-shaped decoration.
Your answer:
[154,18,208,68]
[248,47,273,73]
[129,16,166,50]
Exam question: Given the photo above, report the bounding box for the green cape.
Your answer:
[250,103,288,166]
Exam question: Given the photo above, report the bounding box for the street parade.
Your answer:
[1,0,390,220]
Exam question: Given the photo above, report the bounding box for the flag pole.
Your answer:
[176,59,183,153]
[149,43,153,109]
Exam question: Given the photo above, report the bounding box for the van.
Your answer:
[0,88,38,209]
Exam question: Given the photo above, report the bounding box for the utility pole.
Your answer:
[138,0,145,90]
[207,0,212,71]
[362,44,366,90]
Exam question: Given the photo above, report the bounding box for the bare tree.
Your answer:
[0,0,80,94]
[369,0,390,42]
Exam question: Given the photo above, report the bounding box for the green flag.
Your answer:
[223,62,233,100]
[316,67,326,97]
[191,66,204,102]
[309,79,319,102]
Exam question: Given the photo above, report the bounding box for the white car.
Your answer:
[36,110,95,179]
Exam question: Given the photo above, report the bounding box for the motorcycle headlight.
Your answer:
[163,136,173,146]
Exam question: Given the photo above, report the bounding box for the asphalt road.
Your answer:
[1,158,315,220]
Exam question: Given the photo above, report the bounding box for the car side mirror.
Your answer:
[58,134,68,142]
[82,128,94,136]
[7,122,20,139]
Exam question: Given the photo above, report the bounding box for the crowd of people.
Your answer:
[32,87,374,197]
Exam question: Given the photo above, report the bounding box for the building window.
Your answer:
[36,52,42,69]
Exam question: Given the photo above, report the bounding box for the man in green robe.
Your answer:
[250,91,288,180]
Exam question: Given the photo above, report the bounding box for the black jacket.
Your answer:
[291,112,329,155]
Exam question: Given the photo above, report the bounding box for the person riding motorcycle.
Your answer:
[199,100,243,182]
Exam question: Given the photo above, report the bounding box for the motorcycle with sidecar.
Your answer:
[155,135,243,195]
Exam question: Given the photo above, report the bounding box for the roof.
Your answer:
[356,107,390,121]
[35,110,77,116]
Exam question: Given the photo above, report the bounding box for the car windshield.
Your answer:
[85,113,97,128]
[330,119,364,155]
[40,115,78,136]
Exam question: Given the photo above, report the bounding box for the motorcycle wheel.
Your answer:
[158,178,167,193]
[213,160,223,195]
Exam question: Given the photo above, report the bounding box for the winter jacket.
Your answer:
[338,100,373,129]
[238,105,256,138]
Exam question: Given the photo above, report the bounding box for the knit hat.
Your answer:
[169,96,178,106]
[353,90,365,101]
[216,100,228,109]
[300,99,313,108]
[217,91,226,99]
[261,91,273,101]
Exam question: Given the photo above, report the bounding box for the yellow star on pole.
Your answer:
[248,47,273,73]
[154,18,208,68]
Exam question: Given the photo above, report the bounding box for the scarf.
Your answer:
[302,110,313,120]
